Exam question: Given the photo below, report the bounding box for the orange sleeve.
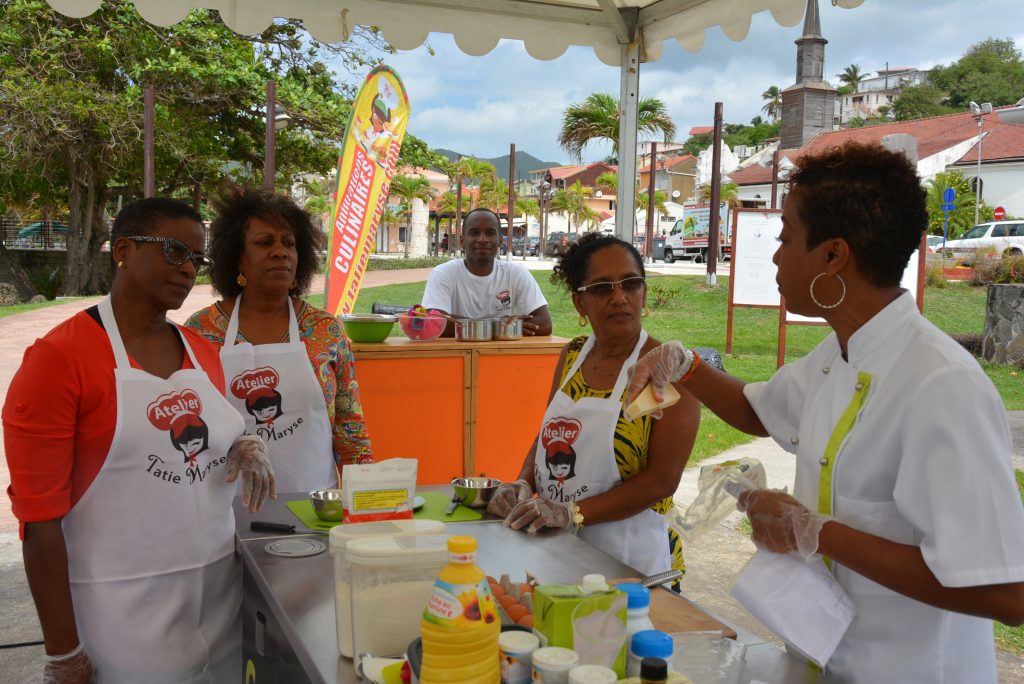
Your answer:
[2,314,115,533]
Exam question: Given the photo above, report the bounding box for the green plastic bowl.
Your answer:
[340,314,397,343]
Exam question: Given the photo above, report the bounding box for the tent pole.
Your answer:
[616,42,640,244]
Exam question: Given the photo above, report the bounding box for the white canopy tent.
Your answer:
[45,0,863,240]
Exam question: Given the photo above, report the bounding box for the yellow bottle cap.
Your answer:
[447,535,477,554]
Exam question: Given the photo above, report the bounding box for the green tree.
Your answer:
[436,190,468,253]
[387,174,435,257]
[837,64,866,89]
[892,84,956,121]
[299,176,334,233]
[0,0,390,294]
[548,180,594,231]
[925,172,977,239]
[558,93,677,162]
[477,176,510,212]
[459,158,496,209]
[593,171,668,214]
[514,198,540,251]
[682,132,714,156]
[761,85,782,122]
[930,38,1024,108]
[699,182,741,209]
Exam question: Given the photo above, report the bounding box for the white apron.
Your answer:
[220,293,335,493]
[62,296,245,683]
[532,332,671,576]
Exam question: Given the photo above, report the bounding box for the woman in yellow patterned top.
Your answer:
[186,186,373,494]
[487,232,699,576]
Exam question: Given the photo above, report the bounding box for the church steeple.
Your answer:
[794,0,828,83]
[780,0,836,148]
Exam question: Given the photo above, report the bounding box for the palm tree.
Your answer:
[477,176,510,212]
[595,171,619,194]
[388,174,435,257]
[761,86,782,122]
[514,197,540,257]
[548,180,594,231]
[637,189,669,216]
[460,158,497,209]
[925,172,976,239]
[837,64,866,90]
[299,176,333,232]
[699,181,740,209]
[379,205,403,254]
[558,93,677,162]
[436,190,469,254]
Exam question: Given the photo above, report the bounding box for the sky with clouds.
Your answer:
[333,0,1024,168]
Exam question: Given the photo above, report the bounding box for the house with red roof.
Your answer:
[728,108,1024,216]
[638,154,699,205]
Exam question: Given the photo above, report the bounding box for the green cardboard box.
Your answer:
[533,582,628,677]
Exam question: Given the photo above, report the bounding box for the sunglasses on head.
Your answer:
[123,235,214,272]
[575,276,646,297]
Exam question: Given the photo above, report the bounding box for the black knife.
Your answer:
[250,520,328,536]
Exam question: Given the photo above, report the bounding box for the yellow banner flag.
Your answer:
[325,66,409,315]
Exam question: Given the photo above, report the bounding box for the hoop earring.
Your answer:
[578,313,588,328]
[809,272,846,309]
[641,306,650,318]
[236,274,247,287]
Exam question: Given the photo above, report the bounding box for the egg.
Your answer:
[485,576,497,585]
[499,594,517,610]
[518,582,533,595]
[516,614,534,628]
[489,582,505,598]
[505,604,529,623]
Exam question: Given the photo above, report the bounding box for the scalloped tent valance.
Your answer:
[44,0,863,66]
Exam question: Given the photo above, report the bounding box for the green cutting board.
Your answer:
[286,491,482,530]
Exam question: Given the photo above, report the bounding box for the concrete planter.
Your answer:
[982,284,1024,365]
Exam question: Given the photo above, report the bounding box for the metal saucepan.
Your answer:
[453,318,497,341]
[450,476,503,508]
[493,316,524,341]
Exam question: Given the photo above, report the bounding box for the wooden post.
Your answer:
[144,86,155,198]
[645,141,657,260]
[264,80,276,191]
[507,143,516,261]
[707,102,723,285]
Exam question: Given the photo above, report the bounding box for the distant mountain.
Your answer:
[433,148,565,181]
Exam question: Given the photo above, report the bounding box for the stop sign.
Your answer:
[994,206,1006,220]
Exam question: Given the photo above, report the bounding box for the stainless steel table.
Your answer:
[234,491,829,684]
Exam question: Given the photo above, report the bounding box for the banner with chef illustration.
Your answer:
[325,65,410,316]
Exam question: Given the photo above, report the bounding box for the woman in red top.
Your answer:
[3,198,275,683]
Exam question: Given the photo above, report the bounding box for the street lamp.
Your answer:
[538,174,552,258]
[969,101,992,226]
[264,80,292,192]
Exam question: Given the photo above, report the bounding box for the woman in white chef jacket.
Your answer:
[3,198,274,683]
[487,232,701,577]
[627,142,1024,683]
[186,186,375,494]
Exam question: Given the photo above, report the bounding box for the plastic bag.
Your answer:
[341,458,418,524]
[669,458,767,542]
[671,631,747,684]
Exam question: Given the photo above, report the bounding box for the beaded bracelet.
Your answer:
[679,349,701,383]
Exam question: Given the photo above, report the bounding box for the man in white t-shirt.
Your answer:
[422,208,552,337]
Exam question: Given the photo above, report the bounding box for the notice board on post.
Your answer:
[727,208,926,367]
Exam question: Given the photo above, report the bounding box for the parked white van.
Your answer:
[940,220,1024,258]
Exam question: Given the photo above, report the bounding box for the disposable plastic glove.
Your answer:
[505,497,572,534]
[625,341,694,407]
[487,479,533,517]
[43,643,95,684]
[226,434,276,512]
[737,489,830,560]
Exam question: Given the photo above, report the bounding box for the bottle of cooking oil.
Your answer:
[419,536,500,683]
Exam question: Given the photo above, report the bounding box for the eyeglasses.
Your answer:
[123,235,214,272]
[576,276,646,297]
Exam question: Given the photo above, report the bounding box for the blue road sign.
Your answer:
[943,187,957,204]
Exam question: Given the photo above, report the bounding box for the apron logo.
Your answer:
[497,289,511,306]
[146,389,210,466]
[231,367,284,426]
[541,417,582,486]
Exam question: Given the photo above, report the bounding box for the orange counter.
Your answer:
[350,336,567,485]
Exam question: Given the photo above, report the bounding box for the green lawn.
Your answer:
[0,297,84,318]
[312,273,1020,467]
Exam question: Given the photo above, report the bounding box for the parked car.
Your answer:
[939,220,1024,258]
[513,236,541,256]
[925,235,945,253]
[544,231,580,258]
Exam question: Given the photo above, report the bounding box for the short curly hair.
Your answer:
[551,232,645,292]
[207,185,322,298]
[789,142,928,288]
